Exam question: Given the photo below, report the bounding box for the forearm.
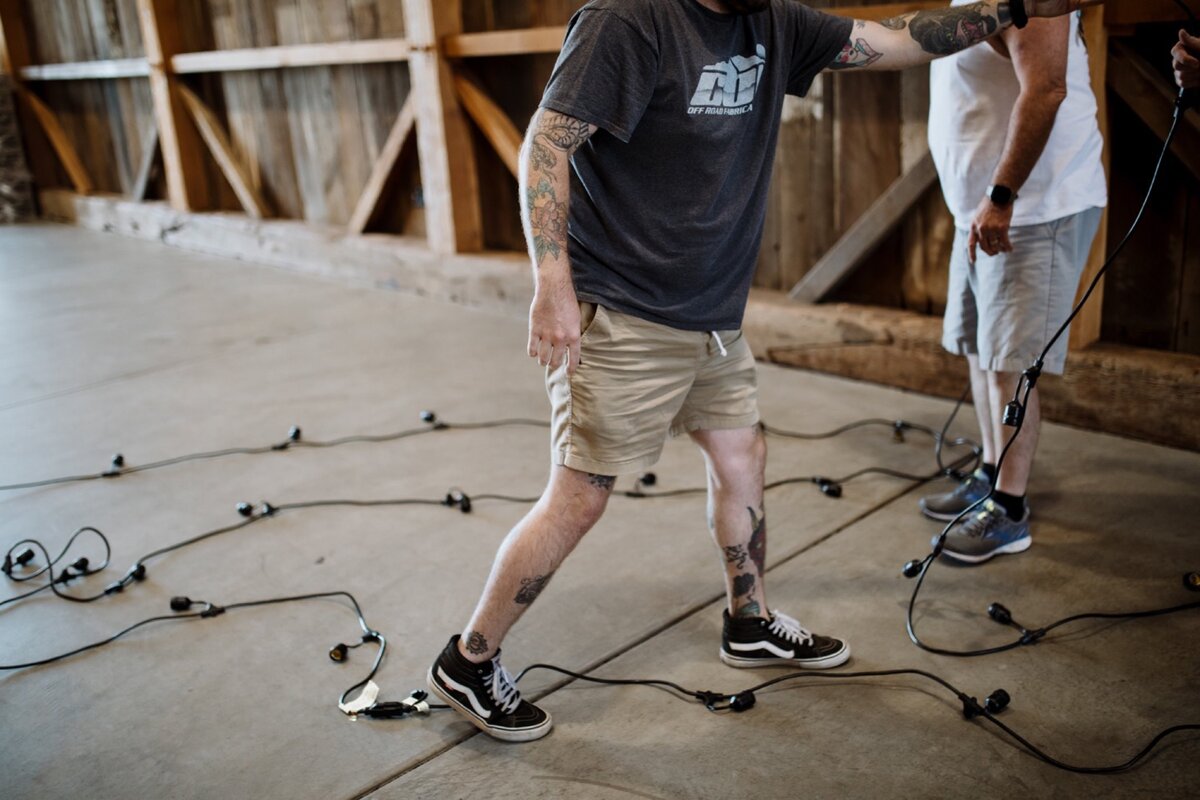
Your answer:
[831,2,1014,72]
[829,1,1097,72]
[990,89,1066,194]
[519,109,588,293]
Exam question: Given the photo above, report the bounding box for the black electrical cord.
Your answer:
[901,88,1200,657]
[0,589,384,713]
[502,663,1197,774]
[0,412,547,493]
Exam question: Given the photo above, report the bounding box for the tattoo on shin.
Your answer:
[908,3,1005,56]
[514,573,555,605]
[733,572,756,598]
[747,507,766,576]
[724,544,749,570]
[587,473,616,492]
[465,631,489,656]
[736,601,762,619]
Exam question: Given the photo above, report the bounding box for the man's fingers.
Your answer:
[538,339,554,367]
[567,340,581,375]
[528,334,539,359]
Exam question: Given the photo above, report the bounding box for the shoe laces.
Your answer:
[487,656,521,715]
[960,499,1006,538]
[767,610,814,647]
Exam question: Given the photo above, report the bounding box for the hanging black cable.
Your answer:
[900,88,1200,657]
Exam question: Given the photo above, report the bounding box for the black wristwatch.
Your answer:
[988,184,1017,208]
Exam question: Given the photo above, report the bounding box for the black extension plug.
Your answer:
[902,560,923,579]
[288,426,302,442]
[639,472,657,487]
[420,410,437,424]
[236,502,254,518]
[71,557,89,572]
[329,643,349,662]
[818,480,843,499]
[111,453,125,468]
[1184,572,1200,593]
[1002,402,1024,428]
[984,689,1011,714]
[730,691,756,712]
[987,603,1013,626]
[170,596,193,612]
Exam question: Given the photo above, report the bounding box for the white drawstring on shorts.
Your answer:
[710,331,728,357]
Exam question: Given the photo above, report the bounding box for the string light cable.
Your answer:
[900,64,1200,657]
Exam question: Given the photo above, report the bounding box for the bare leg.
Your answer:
[987,371,1041,496]
[459,464,613,663]
[691,426,768,619]
[967,354,998,466]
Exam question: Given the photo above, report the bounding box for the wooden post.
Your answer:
[136,0,210,211]
[1069,7,1110,351]
[402,0,483,254]
[0,0,32,78]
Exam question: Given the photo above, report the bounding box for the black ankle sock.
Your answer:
[992,490,1026,521]
[978,463,998,483]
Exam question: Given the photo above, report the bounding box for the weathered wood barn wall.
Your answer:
[1,0,1197,448]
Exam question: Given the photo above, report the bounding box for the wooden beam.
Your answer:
[136,0,210,212]
[443,3,944,58]
[176,82,269,219]
[20,58,150,81]
[1108,41,1200,181]
[444,26,569,58]
[1070,7,1110,350]
[1105,0,1193,25]
[14,86,95,193]
[172,38,410,75]
[790,150,936,303]
[454,71,521,179]
[0,0,33,78]
[130,124,160,201]
[402,0,483,254]
[347,96,416,235]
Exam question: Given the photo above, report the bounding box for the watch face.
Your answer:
[990,185,1014,206]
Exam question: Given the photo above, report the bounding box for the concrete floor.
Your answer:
[0,224,1196,799]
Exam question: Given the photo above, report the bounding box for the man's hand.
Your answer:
[968,197,1015,264]
[1027,0,1105,17]
[528,282,581,374]
[1173,30,1200,90]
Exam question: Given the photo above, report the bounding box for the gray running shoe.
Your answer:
[939,499,1031,565]
[918,469,992,521]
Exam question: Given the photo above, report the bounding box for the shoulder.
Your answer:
[569,1,660,47]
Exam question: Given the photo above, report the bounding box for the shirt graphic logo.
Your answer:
[688,44,766,117]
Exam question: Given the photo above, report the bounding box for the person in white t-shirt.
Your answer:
[918,6,1106,564]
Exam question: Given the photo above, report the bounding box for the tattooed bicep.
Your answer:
[532,109,597,154]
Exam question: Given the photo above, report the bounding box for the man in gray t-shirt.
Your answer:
[428,0,1099,743]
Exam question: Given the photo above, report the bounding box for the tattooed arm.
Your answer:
[519,108,597,375]
[825,0,1101,72]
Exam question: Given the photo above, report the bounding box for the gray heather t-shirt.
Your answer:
[540,0,852,331]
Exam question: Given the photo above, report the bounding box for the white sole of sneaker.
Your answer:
[941,536,1032,564]
[719,642,851,670]
[426,669,553,743]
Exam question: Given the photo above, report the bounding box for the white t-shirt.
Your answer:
[928,6,1107,230]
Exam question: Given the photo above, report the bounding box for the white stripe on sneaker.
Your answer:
[437,666,491,719]
[727,640,795,659]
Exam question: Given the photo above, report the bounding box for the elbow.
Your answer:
[1030,82,1068,109]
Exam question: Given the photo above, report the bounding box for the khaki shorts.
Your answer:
[546,303,760,476]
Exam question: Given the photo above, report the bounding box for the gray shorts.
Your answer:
[942,207,1102,375]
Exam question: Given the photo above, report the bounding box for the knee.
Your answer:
[708,432,766,488]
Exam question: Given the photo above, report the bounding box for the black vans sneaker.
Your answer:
[427,635,552,742]
[720,609,850,669]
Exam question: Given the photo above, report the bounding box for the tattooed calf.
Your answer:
[747,507,767,575]
[587,473,616,492]
[465,631,490,656]
[732,572,756,598]
[514,573,555,605]
[724,544,749,570]
[736,601,762,619]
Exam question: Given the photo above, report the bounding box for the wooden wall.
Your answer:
[22,0,157,195]
[7,0,1196,357]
